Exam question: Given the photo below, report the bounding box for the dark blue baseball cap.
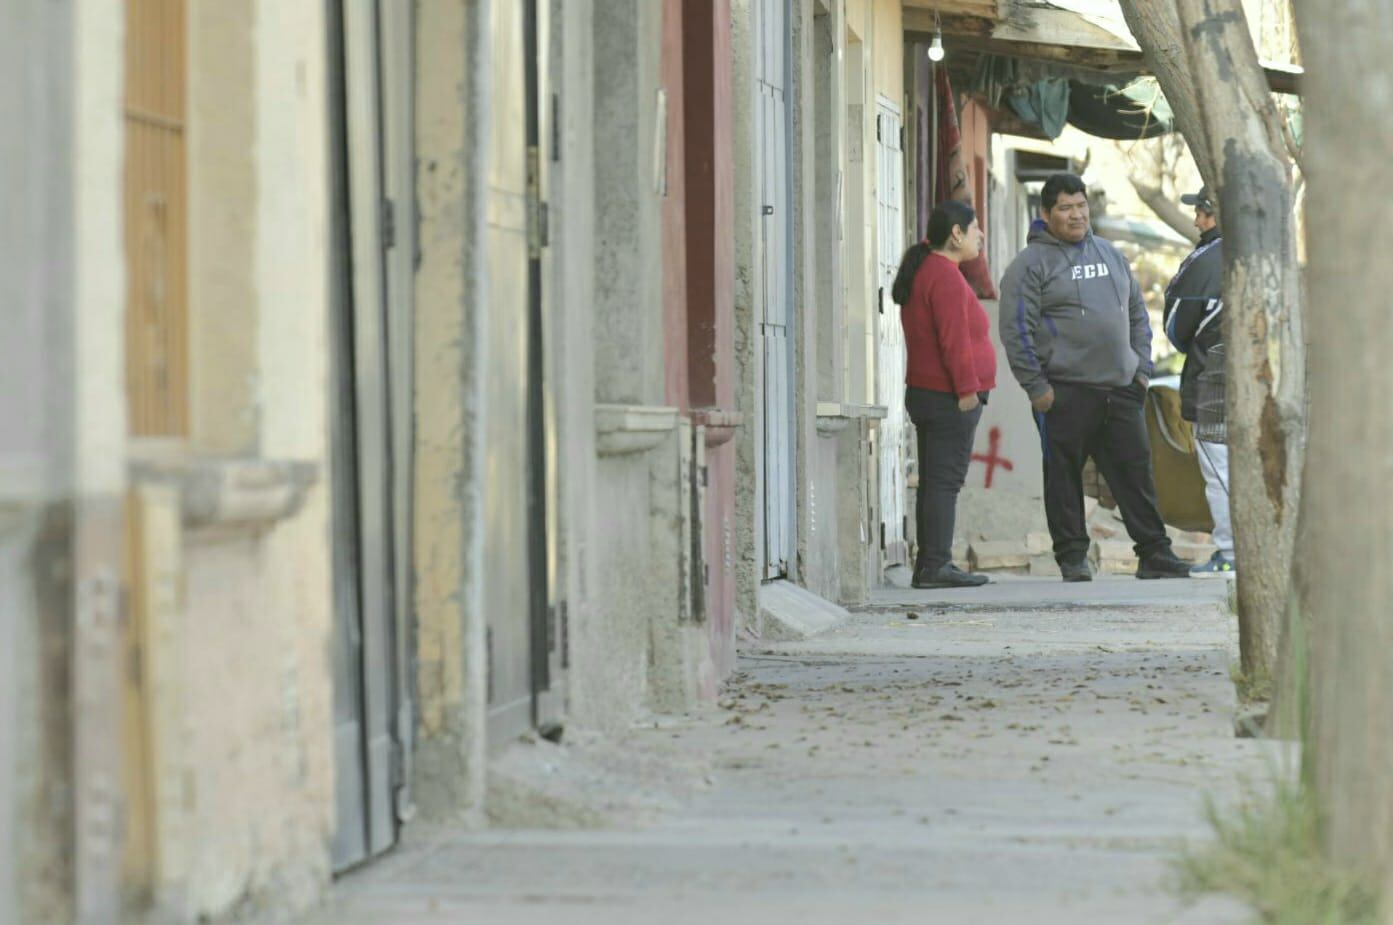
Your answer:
[1181,186,1215,213]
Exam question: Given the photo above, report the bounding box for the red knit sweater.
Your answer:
[901,252,997,398]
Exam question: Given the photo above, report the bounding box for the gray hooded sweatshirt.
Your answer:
[998,221,1153,401]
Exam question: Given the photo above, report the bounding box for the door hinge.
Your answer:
[559,600,570,670]
[389,740,405,788]
[900,125,905,150]
[382,197,396,249]
[485,627,495,703]
[876,114,882,141]
[391,741,417,823]
[878,285,885,314]
[551,92,562,163]
[880,522,886,550]
[526,144,547,257]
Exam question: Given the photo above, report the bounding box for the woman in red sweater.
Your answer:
[892,200,997,589]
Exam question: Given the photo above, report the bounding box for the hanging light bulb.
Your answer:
[928,31,945,62]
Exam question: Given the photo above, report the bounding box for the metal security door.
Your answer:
[757,0,794,579]
[875,99,910,567]
[329,0,415,871]
[531,0,566,731]
[485,0,557,743]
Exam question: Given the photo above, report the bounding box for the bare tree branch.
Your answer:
[1130,177,1200,243]
[1280,108,1304,173]
[1120,137,1200,243]
[1117,0,1218,189]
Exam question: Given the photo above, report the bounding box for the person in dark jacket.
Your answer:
[892,200,995,590]
[1164,186,1234,575]
[999,173,1191,582]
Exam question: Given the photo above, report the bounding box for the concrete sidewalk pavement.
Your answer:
[302,577,1284,925]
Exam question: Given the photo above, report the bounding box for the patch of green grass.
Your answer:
[1229,660,1274,705]
[1175,777,1382,924]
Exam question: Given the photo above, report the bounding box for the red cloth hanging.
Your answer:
[935,67,998,301]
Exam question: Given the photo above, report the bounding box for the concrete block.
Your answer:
[1088,520,1120,540]
[883,564,912,590]
[1163,525,1216,564]
[1087,504,1125,540]
[1025,531,1053,555]
[968,540,1029,571]
[1171,539,1216,564]
[1096,539,1138,575]
[758,580,850,642]
[1029,554,1062,577]
[952,539,969,564]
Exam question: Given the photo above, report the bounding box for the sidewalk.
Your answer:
[306,576,1284,925]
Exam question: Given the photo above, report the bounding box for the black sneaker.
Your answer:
[912,563,990,589]
[1059,559,1093,583]
[1136,549,1192,579]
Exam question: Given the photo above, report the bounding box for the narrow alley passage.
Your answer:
[309,578,1282,925]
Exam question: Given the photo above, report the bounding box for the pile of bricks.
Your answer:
[960,501,1216,577]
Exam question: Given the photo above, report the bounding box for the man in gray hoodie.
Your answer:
[999,173,1190,581]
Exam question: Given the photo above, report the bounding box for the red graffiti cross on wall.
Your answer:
[971,426,1014,488]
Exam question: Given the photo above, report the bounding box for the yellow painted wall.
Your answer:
[870,0,903,110]
[845,0,865,39]
[188,0,259,456]
[841,0,905,405]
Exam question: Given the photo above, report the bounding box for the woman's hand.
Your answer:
[958,393,981,412]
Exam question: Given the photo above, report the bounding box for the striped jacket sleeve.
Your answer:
[1163,243,1224,354]
[998,254,1051,400]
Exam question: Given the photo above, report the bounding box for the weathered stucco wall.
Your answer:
[73,0,130,918]
[188,0,259,456]
[591,0,665,409]
[129,4,338,918]
[729,0,761,635]
[2,2,128,920]
[1,2,82,921]
[570,0,677,731]
[411,0,489,821]
[548,0,603,726]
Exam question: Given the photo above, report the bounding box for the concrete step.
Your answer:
[757,580,850,642]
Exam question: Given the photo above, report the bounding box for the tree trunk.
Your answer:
[1171,0,1306,690]
[1293,0,1393,905]
[1117,0,1218,188]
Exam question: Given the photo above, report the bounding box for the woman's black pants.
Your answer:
[906,387,983,574]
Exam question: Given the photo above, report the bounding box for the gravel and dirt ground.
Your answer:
[305,576,1288,925]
